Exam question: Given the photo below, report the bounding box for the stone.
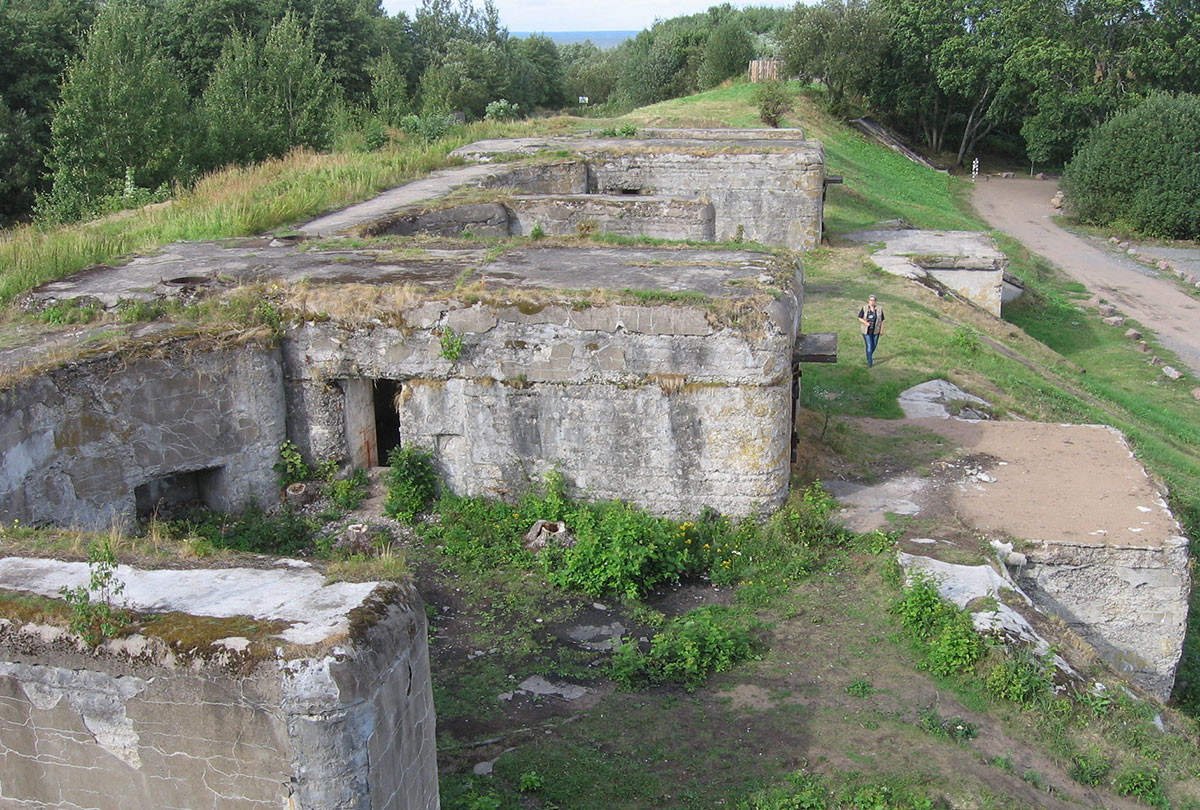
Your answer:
[1157,260,1172,271]
[1151,355,1163,366]
[1183,272,1197,285]
[1124,328,1142,341]
[1036,172,1047,180]
[1118,241,1131,250]
[1138,341,1151,353]
[1162,366,1183,380]
[1102,315,1126,326]
[1109,236,1121,244]
[1127,247,1139,257]
[1097,303,1116,316]
[1191,387,1200,401]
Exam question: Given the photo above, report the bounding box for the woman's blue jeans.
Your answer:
[863,332,879,366]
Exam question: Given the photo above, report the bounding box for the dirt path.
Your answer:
[972,177,1200,375]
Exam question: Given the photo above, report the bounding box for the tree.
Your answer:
[260,12,338,151]
[511,34,564,109]
[781,0,887,115]
[561,40,618,106]
[0,0,96,224]
[1063,93,1200,239]
[418,37,505,118]
[41,0,193,221]
[697,19,754,89]
[368,51,410,125]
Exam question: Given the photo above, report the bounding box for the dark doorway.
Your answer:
[374,379,402,464]
[135,467,224,520]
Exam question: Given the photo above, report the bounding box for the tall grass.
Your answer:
[0,118,568,308]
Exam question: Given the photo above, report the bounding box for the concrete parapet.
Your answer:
[0,561,439,810]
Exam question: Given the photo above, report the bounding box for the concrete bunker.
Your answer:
[351,129,825,249]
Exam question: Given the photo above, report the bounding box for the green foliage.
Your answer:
[698,20,754,89]
[744,771,936,810]
[1063,93,1200,239]
[439,327,464,361]
[37,298,102,325]
[892,572,982,676]
[517,770,543,792]
[484,99,520,121]
[275,440,313,486]
[39,0,193,223]
[368,52,410,126]
[399,112,456,142]
[547,500,686,599]
[611,605,760,691]
[327,469,369,510]
[528,222,546,239]
[846,678,875,697]
[597,122,638,137]
[985,647,1053,705]
[754,80,793,128]
[917,708,977,741]
[949,325,981,356]
[384,445,438,524]
[1069,748,1110,787]
[181,501,317,555]
[781,0,887,115]
[1112,766,1168,808]
[422,493,529,569]
[59,540,129,646]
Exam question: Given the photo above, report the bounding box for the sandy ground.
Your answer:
[972,176,1200,375]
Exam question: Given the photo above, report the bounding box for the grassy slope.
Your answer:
[6,81,1200,808]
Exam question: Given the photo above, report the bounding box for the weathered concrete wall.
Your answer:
[366,196,716,242]
[282,248,801,516]
[925,267,1004,316]
[0,343,286,529]
[480,160,589,194]
[0,568,438,810]
[587,151,825,249]
[507,195,715,240]
[1017,538,1190,700]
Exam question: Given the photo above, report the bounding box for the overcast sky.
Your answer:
[379,0,798,33]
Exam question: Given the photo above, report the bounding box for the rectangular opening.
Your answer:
[374,379,402,465]
[135,467,224,520]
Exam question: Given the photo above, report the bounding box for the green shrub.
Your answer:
[611,605,760,691]
[754,80,794,128]
[917,708,977,741]
[275,440,313,485]
[986,647,1054,705]
[548,500,685,598]
[384,445,438,523]
[1112,766,1168,808]
[1069,748,1111,787]
[422,493,529,569]
[59,540,129,646]
[327,469,369,510]
[892,573,982,676]
[1063,92,1200,239]
[484,99,520,121]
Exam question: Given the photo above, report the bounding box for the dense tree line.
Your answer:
[781,0,1200,171]
[0,0,783,227]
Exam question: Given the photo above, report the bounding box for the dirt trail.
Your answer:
[972,177,1200,375]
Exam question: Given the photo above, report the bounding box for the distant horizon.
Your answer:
[379,0,797,34]
[511,30,637,48]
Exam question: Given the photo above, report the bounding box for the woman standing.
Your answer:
[857,295,884,367]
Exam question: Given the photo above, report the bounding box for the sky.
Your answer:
[379,0,799,33]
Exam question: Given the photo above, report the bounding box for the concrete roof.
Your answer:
[0,556,378,645]
[27,242,787,308]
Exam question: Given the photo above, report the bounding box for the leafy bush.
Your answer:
[399,112,455,142]
[548,500,685,598]
[177,501,317,555]
[755,80,794,128]
[1063,93,1200,239]
[384,445,438,523]
[422,493,529,569]
[1069,748,1111,787]
[611,605,760,691]
[275,440,313,485]
[917,708,977,741]
[1112,766,1167,808]
[484,99,520,121]
[892,573,983,676]
[59,540,129,645]
[986,647,1054,705]
[327,469,369,510]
